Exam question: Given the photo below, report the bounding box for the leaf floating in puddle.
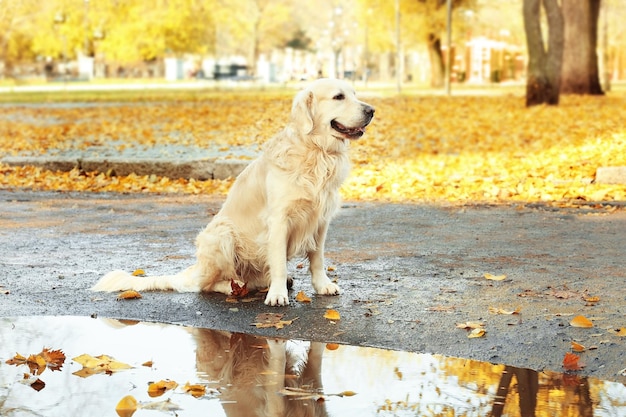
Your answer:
[324,309,341,321]
[147,380,178,397]
[6,348,66,375]
[141,398,183,411]
[570,315,593,328]
[115,395,138,417]
[117,290,142,300]
[72,354,132,377]
[182,382,207,398]
[484,273,507,281]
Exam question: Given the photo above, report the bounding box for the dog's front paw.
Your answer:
[316,282,341,296]
[264,290,290,306]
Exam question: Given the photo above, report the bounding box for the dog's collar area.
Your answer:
[330,119,365,139]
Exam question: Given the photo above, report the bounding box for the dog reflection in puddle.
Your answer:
[194,329,328,417]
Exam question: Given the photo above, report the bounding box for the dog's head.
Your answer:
[291,78,375,143]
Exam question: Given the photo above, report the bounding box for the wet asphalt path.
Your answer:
[0,190,624,382]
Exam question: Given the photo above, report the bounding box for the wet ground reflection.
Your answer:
[1,316,624,416]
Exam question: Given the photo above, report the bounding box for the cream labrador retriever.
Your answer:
[92,78,374,306]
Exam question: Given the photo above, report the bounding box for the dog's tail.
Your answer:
[91,265,202,293]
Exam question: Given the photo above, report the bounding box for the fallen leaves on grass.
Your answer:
[2,95,626,205]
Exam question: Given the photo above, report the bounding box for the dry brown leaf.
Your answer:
[570,315,593,328]
[230,280,249,298]
[489,306,521,315]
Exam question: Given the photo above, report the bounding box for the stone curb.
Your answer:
[1,156,250,180]
[595,166,626,185]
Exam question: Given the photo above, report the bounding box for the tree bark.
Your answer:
[523,0,564,106]
[561,0,603,95]
[427,33,445,88]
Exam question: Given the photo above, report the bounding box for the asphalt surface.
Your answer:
[1,190,625,382]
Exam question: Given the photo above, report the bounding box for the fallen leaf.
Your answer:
[608,327,626,337]
[117,290,142,300]
[456,321,485,330]
[570,315,593,328]
[72,354,132,377]
[427,305,456,312]
[148,380,178,397]
[468,328,486,338]
[324,309,341,321]
[484,273,507,281]
[489,306,521,315]
[142,360,153,367]
[325,343,340,351]
[115,395,138,417]
[563,352,584,371]
[327,265,336,272]
[252,313,298,329]
[131,269,145,276]
[295,290,311,303]
[141,399,182,411]
[230,280,249,298]
[182,382,207,398]
[571,341,585,352]
[584,296,600,304]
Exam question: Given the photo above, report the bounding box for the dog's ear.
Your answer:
[291,90,315,134]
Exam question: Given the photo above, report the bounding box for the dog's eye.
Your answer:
[333,93,345,100]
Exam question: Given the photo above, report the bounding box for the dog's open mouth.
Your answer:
[331,120,367,139]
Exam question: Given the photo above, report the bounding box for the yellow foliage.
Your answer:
[1,94,625,206]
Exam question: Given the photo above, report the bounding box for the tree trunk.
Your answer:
[523,0,564,106]
[427,33,444,88]
[561,0,603,95]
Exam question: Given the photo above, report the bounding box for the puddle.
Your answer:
[1,316,624,417]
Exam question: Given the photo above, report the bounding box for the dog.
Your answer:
[91,78,375,306]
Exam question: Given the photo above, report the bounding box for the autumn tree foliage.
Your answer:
[523,0,564,106]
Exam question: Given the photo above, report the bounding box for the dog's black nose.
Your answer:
[364,105,375,116]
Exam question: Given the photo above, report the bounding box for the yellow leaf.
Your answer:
[337,390,357,397]
[468,328,486,338]
[115,395,138,417]
[131,269,145,276]
[325,343,340,351]
[182,382,206,398]
[570,315,593,328]
[484,273,507,281]
[327,265,337,272]
[148,380,178,397]
[324,309,341,321]
[117,290,142,300]
[488,306,521,315]
[571,341,585,352]
[252,313,298,329]
[456,321,484,330]
[295,290,311,303]
[608,327,626,337]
